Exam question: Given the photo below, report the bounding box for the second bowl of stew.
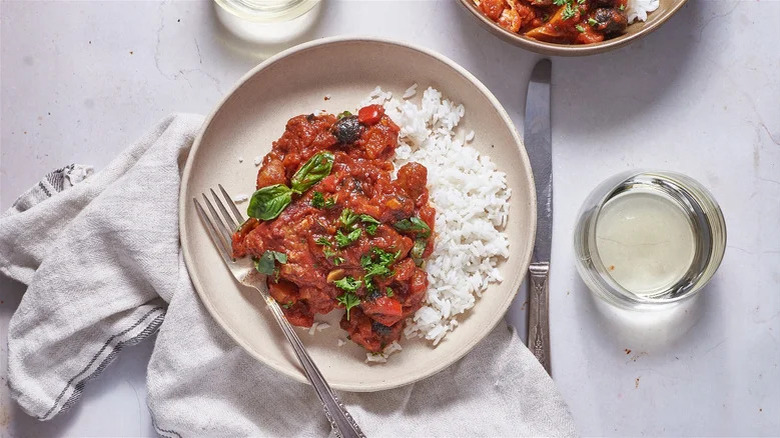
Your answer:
[458,0,687,56]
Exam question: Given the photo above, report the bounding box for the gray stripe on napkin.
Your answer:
[153,420,183,438]
[7,163,93,216]
[40,304,166,420]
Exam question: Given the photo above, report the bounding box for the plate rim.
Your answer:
[179,36,537,392]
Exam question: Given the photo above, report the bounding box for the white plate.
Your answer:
[179,37,536,392]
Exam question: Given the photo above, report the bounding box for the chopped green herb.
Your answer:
[255,250,287,275]
[575,24,586,32]
[552,0,566,5]
[324,196,337,208]
[373,247,397,265]
[311,191,325,208]
[332,256,345,266]
[315,236,332,247]
[365,223,378,235]
[588,17,598,26]
[561,3,577,20]
[360,247,396,283]
[359,214,380,225]
[337,110,353,119]
[619,3,625,10]
[386,288,394,298]
[411,239,427,266]
[323,248,337,258]
[364,262,391,280]
[334,276,361,292]
[336,291,361,320]
[393,217,431,238]
[577,0,585,4]
[335,228,362,248]
[339,208,359,228]
[282,301,294,309]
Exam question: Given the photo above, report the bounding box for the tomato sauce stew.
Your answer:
[232,105,435,352]
[475,0,631,44]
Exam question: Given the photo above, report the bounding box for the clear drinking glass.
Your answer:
[214,0,319,22]
[214,0,321,49]
[574,170,727,310]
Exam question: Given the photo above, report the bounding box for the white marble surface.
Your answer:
[1,0,779,436]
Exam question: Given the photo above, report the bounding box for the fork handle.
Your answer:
[260,291,366,438]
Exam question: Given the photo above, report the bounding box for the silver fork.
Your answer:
[194,184,365,438]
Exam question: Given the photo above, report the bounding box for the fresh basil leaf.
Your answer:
[247,184,293,220]
[393,216,431,238]
[255,252,275,275]
[290,151,335,194]
[255,250,287,275]
[271,251,287,264]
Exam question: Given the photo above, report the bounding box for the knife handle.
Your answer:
[528,262,552,375]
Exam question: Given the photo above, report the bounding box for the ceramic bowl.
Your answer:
[179,37,536,391]
[458,0,687,56]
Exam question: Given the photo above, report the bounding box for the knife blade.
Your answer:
[524,59,552,375]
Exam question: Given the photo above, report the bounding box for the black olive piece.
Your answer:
[332,115,362,144]
[306,113,315,122]
[366,288,382,301]
[372,321,392,336]
[592,7,628,35]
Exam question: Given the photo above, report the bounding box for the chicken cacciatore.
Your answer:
[475,0,631,44]
[232,105,434,353]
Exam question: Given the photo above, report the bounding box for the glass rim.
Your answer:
[214,0,319,22]
[575,169,727,308]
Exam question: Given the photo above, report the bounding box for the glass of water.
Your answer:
[574,170,727,310]
[214,0,320,49]
[214,0,318,22]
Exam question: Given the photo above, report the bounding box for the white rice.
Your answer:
[366,341,403,363]
[402,83,418,100]
[360,86,510,355]
[626,0,659,23]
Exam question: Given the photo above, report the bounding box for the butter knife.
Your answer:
[524,59,552,375]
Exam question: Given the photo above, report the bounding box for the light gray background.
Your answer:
[1,0,779,436]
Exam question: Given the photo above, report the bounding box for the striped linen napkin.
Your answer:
[0,114,576,437]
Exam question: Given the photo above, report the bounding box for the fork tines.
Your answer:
[193,184,246,264]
